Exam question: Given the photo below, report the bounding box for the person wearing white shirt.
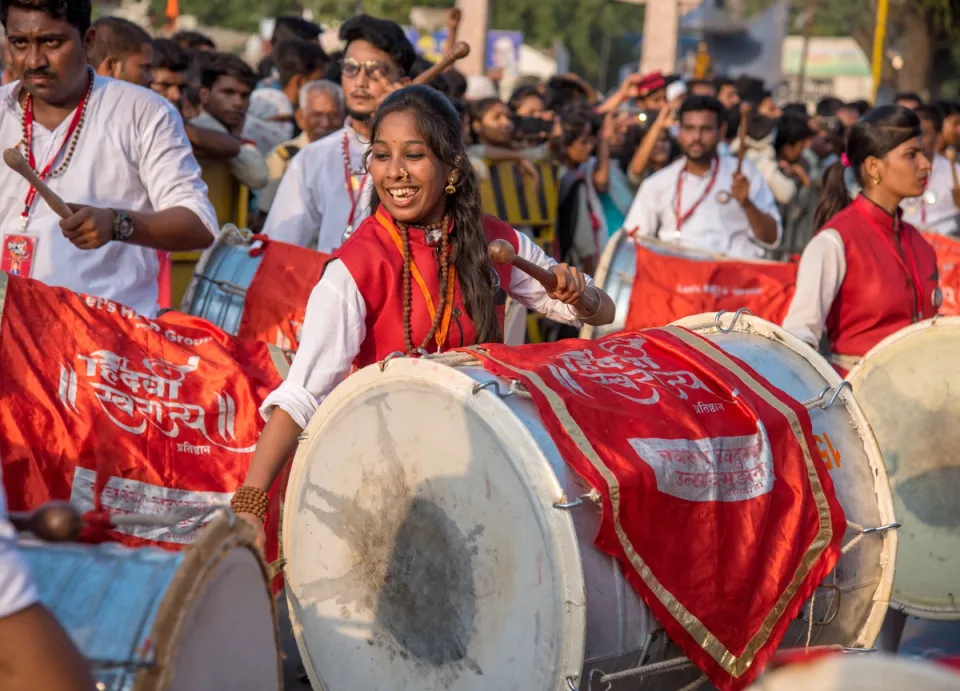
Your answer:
[0,1,218,318]
[900,105,960,236]
[0,467,94,690]
[262,15,417,253]
[623,95,782,260]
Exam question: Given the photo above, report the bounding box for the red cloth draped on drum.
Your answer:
[0,272,287,570]
[625,242,798,330]
[467,330,845,690]
[238,236,330,351]
[922,232,960,315]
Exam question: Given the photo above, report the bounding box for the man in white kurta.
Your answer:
[901,105,960,236]
[261,15,416,253]
[623,96,782,260]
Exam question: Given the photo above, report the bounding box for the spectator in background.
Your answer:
[775,113,816,192]
[756,90,782,119]
[895,91,923,110]
[150,38,188,105]
[88,16,152,87]
[781,102,809,118]
[687,78,715,97]
[245,39,329,153]
[172,29,215,52]
[256,16,324,89]
[509,84,546,118]
[259,80,345,216]
[715,76,740,110]
[466,97,545,181]
[732,111,800,206]
[543,74,591,111]
[189,52,268,191]
[625,106,677,188]
[901,104,960,235]
[936,100,960,156]
[849,99,871,116]
[806,96,849,181]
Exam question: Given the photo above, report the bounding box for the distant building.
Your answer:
[781,36,872,104]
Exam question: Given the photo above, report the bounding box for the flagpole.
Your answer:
[871,0,889,102]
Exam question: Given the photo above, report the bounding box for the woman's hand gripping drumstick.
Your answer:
[3,148,74,220]
[488,239,615,325]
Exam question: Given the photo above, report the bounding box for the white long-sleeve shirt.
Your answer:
[901,153,960,236]
[623,155,782,259]
[261,125,373,253]
[782,229,846,348]
[0,469,37,620]
[0,76,219,317]
[262,229,593,428]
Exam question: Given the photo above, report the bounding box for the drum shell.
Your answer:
[181,229,261,335]
[847,316,960,620]
[673,313,897,650]
[21,513,281,691]
[283,358,674,691]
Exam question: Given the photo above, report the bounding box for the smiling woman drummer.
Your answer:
[230,85,616,536]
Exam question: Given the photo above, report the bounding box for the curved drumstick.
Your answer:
[9,502,84,542]
[3,148,73,219]
[488,239,601,313]
[412,42,471,86]
[735,104,752,175]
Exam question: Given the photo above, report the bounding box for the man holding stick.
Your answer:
[0,0,217,317]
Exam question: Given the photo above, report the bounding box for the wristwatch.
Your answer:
[112,209,134,242]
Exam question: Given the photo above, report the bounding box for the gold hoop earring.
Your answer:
[445,182,457,195]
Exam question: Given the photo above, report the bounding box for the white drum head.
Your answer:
[283,359,586,691]
[848,317,960,620]
[673,313,897,648]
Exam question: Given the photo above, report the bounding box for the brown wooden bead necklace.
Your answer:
[397,216,452,354]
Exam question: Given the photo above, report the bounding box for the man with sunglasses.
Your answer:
[261,15,416,252]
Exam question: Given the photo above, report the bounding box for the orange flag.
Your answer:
[165,0,179,22]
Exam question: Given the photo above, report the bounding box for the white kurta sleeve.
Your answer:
[261,152,322,248]
[623,176,660,238]
[506,230,594,326]
[0,479,37,620]
[139,102,219,238]
[259,260,366,428]
[782,229,847,348]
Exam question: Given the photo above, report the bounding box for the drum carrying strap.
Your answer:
[828,353,861,372]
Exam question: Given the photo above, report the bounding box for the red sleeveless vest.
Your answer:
[335,210,519,368]
[826,195,939,359]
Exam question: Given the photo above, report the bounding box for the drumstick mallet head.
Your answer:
[3,148,31,177]
[3,147,74,219]
[9,501,84,542]
[487,239,517,265]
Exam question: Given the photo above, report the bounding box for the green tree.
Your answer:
[147,0,301,33]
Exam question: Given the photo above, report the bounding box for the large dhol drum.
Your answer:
[180,226,262,335]
[847,317,960,620]
[21,512,281,690]
[746,653,960,691]
[673,312,897,651]
[283,318,894,691]
[581,230,721,340]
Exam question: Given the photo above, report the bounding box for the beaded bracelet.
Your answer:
[230,486,269,522]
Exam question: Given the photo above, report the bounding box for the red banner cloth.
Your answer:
[237,237,329,352]
[921,232,960,316]
[625,242,798,331]
[469,330,844,690]
[0,273,288,568]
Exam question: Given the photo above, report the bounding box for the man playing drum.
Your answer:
[231,85,616,540]
[260,15,416,253]
[0,0,218,317]
[623,95,782,260]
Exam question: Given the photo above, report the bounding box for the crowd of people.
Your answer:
[0,0,958,687]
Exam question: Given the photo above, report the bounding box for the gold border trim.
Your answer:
[477,327,834,677]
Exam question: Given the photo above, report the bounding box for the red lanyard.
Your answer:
[674,160,720,230]
[20,83,90,222]
[342,131,369,229]
[862,211,924,318]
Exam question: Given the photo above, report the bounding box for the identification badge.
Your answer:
[1,233,38,278]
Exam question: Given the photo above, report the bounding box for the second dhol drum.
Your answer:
[847,316,960,620]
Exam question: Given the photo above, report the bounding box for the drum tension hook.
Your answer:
[195,273,248,298]
[714,308,753,333]
[802,381,852,410]
[378,351,406,371]
[862,522,900,535]
[554,491,600,510]
[472,380,513,398]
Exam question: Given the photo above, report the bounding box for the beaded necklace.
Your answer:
[394,215,454,353]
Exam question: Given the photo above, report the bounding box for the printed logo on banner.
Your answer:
[69,468,231,543]
[57,350,255,453]
[628,426,775,503]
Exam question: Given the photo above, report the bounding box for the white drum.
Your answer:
[747,653,960,691]
[581,230,721,340]
[847,317,960,620]
[673,312,898,651]
[21,512,281,690]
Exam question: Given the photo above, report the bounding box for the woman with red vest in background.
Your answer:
[230,85,615,539]
[783,105,939,374]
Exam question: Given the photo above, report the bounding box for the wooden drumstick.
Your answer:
[3,148,74,220]
[948,147,959,189]
[488,239,601,313]
[412,42,471,86]
[735,104,752,175]
[9,502,84,542]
